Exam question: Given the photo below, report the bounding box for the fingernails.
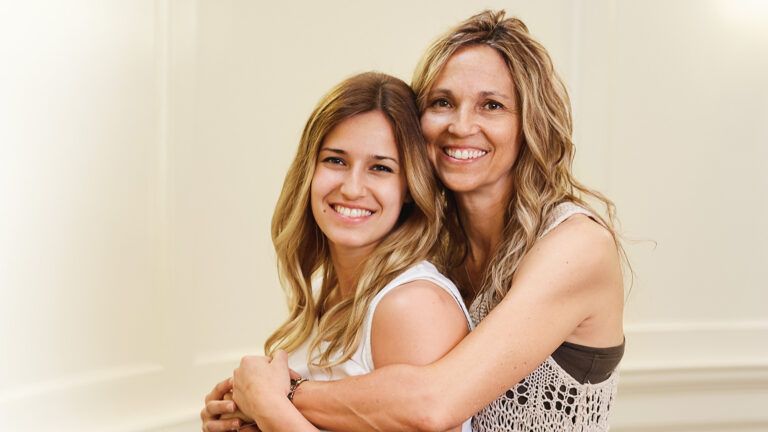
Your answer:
[228,401,236,411]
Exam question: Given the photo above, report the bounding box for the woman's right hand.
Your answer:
[221,391,257,423]
[201,378,245,432]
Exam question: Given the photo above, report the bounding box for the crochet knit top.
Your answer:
[469,202,623,431]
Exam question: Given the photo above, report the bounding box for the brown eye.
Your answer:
[430,98,452,109]
[322,157,345,165]
[372,164,394,173]
[484,100,504,110]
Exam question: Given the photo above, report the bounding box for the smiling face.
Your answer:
[311,110,407,257]
[421,45,522,198]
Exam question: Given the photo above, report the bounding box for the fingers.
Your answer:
[200,377,238,432]
[271,350,288,365]
[238,354,269,368]
[205,400,237,417]
[205,377,234,403]
[202,418,242,432]
[221,410,254,422]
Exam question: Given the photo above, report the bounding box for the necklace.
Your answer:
[463,260,481,305]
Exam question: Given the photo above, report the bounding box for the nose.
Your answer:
[447,106,480,137]
[339,168,366,200]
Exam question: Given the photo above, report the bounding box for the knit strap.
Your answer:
[540,202,597,238]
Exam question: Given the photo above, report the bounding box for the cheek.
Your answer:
[426,142,438,167]
[494,119,523,159]
[506,117,523,145]
[420,113,443,144]
[384,178,408,215]
[421,117,439,165]
[309,171,328,215]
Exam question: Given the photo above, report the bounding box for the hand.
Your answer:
[220,391,256,423]
[232,351,292,422]
[201,378,244,432]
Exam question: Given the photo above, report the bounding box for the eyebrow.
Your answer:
[321,147,399,164]
[431,88,514,102]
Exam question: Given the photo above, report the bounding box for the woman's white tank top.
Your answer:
[287,260,474,432]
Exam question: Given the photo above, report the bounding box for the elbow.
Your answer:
[391,364,463,432]
[407,384,457,432]
[411,411,454,432]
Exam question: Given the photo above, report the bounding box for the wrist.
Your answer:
[254,397,308,431]
[289,378,313,411]
[288,377,308,401]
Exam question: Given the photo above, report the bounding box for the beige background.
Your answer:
[1,0,766,430]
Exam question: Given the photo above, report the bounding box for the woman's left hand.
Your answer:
[231,351,293,422]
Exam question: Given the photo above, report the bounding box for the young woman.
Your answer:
[200,72,473,432]
[204,10,626,432]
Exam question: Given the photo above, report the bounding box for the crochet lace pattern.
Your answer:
[469,203,619,431]
[469,293,618,431]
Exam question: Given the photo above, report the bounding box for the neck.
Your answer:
[328,244,375,299]
[455,182,514,271]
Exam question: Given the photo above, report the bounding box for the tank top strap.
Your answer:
[540,201,598,238]
[359,261,473,370]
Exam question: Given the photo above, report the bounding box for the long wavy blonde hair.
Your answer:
[264,72,443,368]
[413,10,625,304]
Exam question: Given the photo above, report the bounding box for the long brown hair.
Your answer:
[265,72,443,368]
[413,10,626,304]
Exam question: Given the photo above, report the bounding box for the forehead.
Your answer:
[433,45,515,94]
[321,111,398,155]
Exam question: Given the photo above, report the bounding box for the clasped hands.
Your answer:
[201,351,298,432]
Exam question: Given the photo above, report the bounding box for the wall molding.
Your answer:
[613,421,768,432]
[619,362,768,394]
[0,362,164,405]
[612,362,768,431]
[193,320,768,372]
[620,319,768,370]
[610,320,768,431]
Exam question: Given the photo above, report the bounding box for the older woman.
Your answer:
[203,10,625,432]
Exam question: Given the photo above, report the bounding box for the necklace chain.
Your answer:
[463,260,482,303]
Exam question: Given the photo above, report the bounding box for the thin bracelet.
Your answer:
[287,377,308,402]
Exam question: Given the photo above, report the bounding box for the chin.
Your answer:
[438,175,483,194]
[327,234,377,250]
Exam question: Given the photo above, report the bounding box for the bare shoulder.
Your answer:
[543,214,617,258]
[373,279,468,335]
[500,214,623,345]
[376,279,463,314]
[371,279,469,368]
[515,214,622,298]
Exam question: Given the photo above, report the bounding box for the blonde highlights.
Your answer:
[265,72,443,368]
[413,10,625,303]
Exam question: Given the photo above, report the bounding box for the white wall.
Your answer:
[0,0,169,430]
[585,1,768,429]
[1,1,766,431]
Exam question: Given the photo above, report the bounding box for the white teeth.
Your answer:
[333,205,372,218]
[445,148,487,160]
